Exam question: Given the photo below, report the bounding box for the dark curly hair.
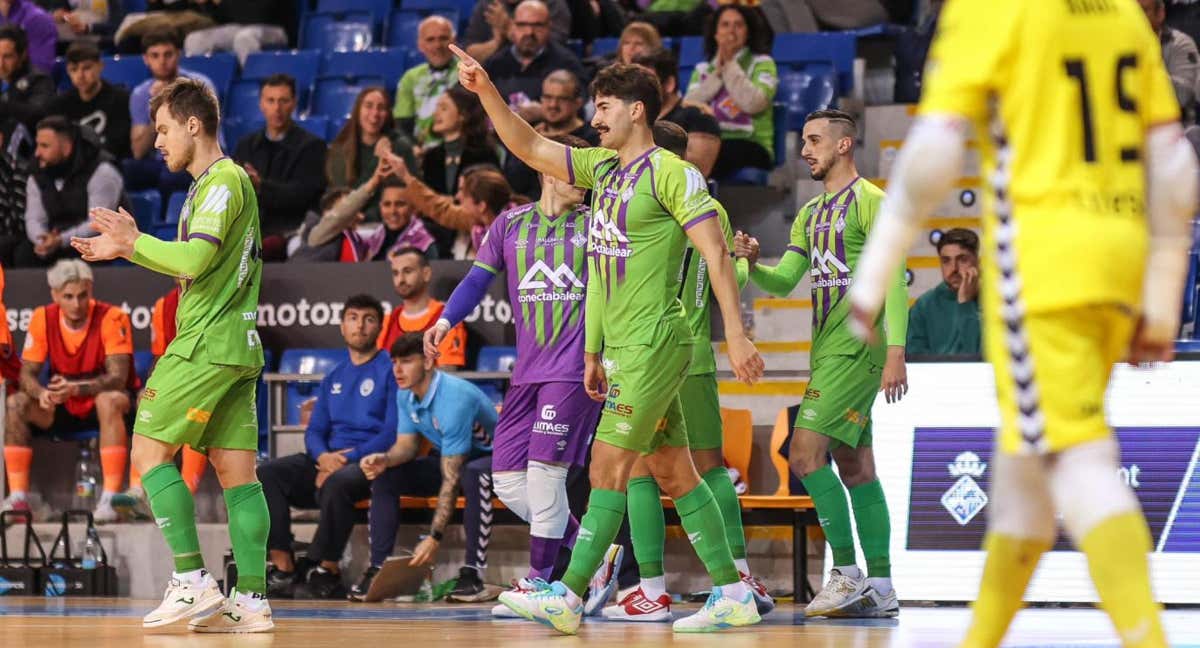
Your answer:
[703,5,774,60]
[444,84,491,144]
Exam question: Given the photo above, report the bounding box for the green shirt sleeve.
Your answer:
[659,156,720,229]
[394,68,417,119]
[748,204,812,296]
[885,262,909,347]
[585,254,603,354]
[567,146,618,190]
[746,54,779,102]
[131,235,219,279]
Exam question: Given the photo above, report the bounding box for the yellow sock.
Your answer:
[959,533,1051,648]
[1079,512,1167,648]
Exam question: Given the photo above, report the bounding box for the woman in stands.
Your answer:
[683,5,778,179]
[418,85,502,255]
[616,21,662,64]
[325,86,418,223]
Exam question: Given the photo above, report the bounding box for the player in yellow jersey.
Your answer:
[848,1,1198,647]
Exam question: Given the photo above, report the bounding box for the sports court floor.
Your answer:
[2,598,1199,647]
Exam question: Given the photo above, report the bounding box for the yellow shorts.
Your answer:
[984,303,1135,455]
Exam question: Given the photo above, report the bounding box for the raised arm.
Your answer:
[450,44,570,182]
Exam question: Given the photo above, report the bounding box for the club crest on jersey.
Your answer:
[359,379,375,397]
[941,451,989,526]
[570,231,587,248]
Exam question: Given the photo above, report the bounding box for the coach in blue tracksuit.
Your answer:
[257,294,398,600]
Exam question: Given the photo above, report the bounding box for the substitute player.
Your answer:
[423,134,604,616]
[452,46,765,635]
[735,109,909,619]
[71,78,272,633]
[603,121,773,621]
[848,2,1195,647]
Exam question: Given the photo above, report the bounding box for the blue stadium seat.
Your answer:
[152,223,178,241]
[52,56,70,92]
[476,346,517,372]
[257,349,275,443]
[242,50,321,102]
[311,78,376,121]
[294,114,330,140]
[181,52,237,99]
[772,32,856,95]
[134,350,155,385]
[472,381,504,405]
[678,36,705,67]
[678,65,695,93]
[222,117,265,149]
[303,13,374,51]
[321,48,409,91]
[721,103,787,186]
[386,8,459,48]
[225,79,266,122]
[316,0,392,26]
[592,37,619,57]
[778,67,836,131]
[403,0,460,9]
[164,191,187,224]
[101,54,149,90]
[278,348,349,425]
[129,190,162,231]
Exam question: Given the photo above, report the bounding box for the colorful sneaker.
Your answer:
[347,566,379,602]
[142,570,225,628]
[1,494,31,526]
[498,580,582,635]
[825,585,900,618]
[111,486,152,521]
[804,568,867,618]
[188,590,274,633]
[740,572,775,615]
[601,587,672,622]
[492,578,538,618]
[671,585,762,633]
[583,544,623,616]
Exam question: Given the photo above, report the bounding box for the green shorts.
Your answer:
[595,318,692,455]
[794,350,882,450]
[680,372,722,451]
[134,349,261,453]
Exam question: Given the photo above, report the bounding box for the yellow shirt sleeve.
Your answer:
[1137,25,1182,128]
[917,0,1020,120]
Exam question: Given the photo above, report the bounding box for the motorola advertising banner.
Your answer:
[4,261,516,361]
[857,362,1200,603]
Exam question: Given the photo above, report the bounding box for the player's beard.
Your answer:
[165,141,194,173]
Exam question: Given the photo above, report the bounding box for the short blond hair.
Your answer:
[47,259,93,290]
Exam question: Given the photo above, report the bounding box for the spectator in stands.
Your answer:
[0,26,55,160]
[377,247,467,367]
[464,0,572,63]
[46,0,124,47]
[684,5,778,178]
[0,141,31,267]
[351,332,496,603]
[567,0,626,45]
[0,0,55,72]
[505,69,599,198]
[233,74,328,262]
[393,15,459,150]
[1139,0,1200,118]
[126,30,217,194]
[615,20,661,64]
[2,259,138,522]
[257,294,397,599]
[634,48,721,176]
[17,116,124,267]
[483,0,587,122]
[182,0,292,65]
[299,174,439,264]
[907,228,981,357]
[636,0,712,37]
[55,42,132,160]
[388,153,524,260]
[326,86,418,224]
[422,86,501,198]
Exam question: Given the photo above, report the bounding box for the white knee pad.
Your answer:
[527,461,570,539]
[988,450,1057,543]
[492,471,530,522]
[1049,438,1140,542]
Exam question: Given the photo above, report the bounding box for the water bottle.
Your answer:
[73,444,98,511]
[51,534,69,569]
[81,529,101,570]
[415,576,434,603]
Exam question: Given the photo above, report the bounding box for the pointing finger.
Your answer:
[449,44,476,66]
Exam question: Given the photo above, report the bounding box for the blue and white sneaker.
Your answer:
[671,585,762,633]
[498,580,583,635]
[583,544,623,616]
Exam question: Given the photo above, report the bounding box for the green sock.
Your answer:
[702,466,747,561]
[562,488,627,596]
[626,476,666,579]
[801,464,856,567]
[675,481,739,586]
[224,481,270,595]
[849,479,891,578]
[143,462,204,573]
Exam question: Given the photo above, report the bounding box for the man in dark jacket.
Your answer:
[233,74,327,262]
[17,115,125,267]
[0,25,55,161]
[54,41,132,160]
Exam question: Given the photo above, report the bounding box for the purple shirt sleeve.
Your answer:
[442,264,496,328]
[24,13,57,74]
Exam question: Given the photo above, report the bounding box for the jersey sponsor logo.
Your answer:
[541,404,557,420]
[141,388,157,402]
[534,404,570,435]
[589,210,632,258]
[801,408,818,421]
[331,383,342,395]
[844,408,868,427]
[237,227,257,288]
[197,184,232,217]
[518,260,584,291]
[804,388,821,401]
[603,384,634,417]
[246,330,261,349]
[185,407,212,423]
[410,411,420,424]
[241,312,257,321]
[360,379,375,397]
[810,248,851,276]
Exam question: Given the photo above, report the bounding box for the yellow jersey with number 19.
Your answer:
[918,0,1180,313]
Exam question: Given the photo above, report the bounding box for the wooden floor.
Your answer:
[1,598,1199,647]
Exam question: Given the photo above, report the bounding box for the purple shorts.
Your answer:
[492,381,601,472]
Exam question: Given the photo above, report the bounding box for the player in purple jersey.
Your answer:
[426,133,611,617]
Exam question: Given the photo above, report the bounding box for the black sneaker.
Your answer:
[447,566,495,602]
[293,567,346,600]
[348,566,379,602]
[266,566,296,599]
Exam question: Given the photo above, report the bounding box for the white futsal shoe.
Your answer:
[826,584,900,618]
[143,570,224,628]
[188,589,274,633]
[492,578,539,618]
[803,568,867,618]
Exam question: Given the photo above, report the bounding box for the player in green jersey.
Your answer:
[71,78,272,633]
[602,121,773,622]
[735,110,909,619]
[451,45,764,635]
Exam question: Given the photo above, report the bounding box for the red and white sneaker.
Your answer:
[491,578,540,618]
[741,572,775,615]
[601,587,672,622]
